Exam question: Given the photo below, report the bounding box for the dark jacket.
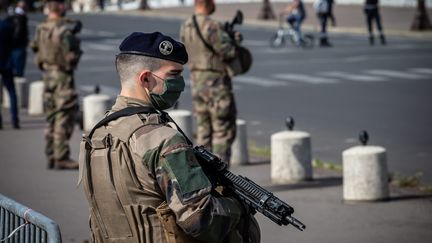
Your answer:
[6,14,29,48]
[0,18,13,69]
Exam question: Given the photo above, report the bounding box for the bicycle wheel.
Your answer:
[270,33,286,48]
[300,34,315,49]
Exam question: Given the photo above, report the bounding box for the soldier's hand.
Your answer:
[234,31,243,43]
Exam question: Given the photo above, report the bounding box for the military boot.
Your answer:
[55,159,79,170]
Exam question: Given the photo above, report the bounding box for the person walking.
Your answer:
[314,0,332,47]
[180,0,241,165]
[364,0,386,45]
[7,1,29,77]
[0,17,20,129]
[30,0,82,169]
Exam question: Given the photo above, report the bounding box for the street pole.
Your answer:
[411,0,431,30]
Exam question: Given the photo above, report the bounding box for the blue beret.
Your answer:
[119,32,188,65]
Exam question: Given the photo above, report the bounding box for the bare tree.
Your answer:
[139,0,150,10]
[258,0,276,20]
[411,0,431,30]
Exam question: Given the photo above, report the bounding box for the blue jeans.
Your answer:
[0,68,19,124]
[11,48,27,77]
[287,14,305,43]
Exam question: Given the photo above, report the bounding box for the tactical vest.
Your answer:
[34,18,82,71]
[79,107,201,243]
[181,15,226,73]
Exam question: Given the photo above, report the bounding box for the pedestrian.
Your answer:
[0,17,20,129]
[180,0,240,165]
[79,31,260,243]
[328,0,336,26]
[7,1,29,77]
[314,0,332,47]
[30,0,82,170]
[280,0,306,46]
[364,0,386,45]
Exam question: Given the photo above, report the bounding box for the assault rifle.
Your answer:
[193,146,306,231]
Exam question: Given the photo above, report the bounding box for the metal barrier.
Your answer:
[0,194,62,243]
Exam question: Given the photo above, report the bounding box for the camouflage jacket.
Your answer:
[80,96,245,243]
[31,17,82,71]
[180,13,237,74]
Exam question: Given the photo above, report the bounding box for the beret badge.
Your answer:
[159,40,174,56]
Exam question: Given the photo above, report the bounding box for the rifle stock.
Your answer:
[193,146,306,231]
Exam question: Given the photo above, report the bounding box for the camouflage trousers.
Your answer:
[42,68,78,162]
[191,71,237,163]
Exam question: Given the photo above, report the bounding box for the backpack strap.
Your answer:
[87,106,157,140]
[192,15,217,55]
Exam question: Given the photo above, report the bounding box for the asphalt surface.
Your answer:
[1,10,432,243]
[23,12,432,183]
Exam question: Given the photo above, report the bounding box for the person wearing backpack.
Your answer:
[79,32,260,243]
[313,0,333,47]
[30,0,82,170]
[180,0,242,166]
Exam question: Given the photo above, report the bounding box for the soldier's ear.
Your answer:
[138,70,151,87]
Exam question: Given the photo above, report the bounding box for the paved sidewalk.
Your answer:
[105,2,432,38]
[1,109,431,243]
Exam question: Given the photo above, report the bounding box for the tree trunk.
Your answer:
[139,0,150,10]
[411,0,431,30]
[258,0,276,20]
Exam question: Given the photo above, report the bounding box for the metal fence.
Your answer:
[0,194,62,243]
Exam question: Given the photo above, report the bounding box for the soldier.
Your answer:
[31,0,82,169]
[79,32,259,243]
[180,0,240,165]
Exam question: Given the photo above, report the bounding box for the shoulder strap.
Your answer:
[192,15,217,55]
[87,106,157,139]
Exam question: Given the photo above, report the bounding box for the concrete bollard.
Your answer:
[231,119,249,166]
[168,109,193,140]
[83,94,111,131]
[343,146,389,201]
[271,131,313,184]
[28,81,45,116]
[2,77,29,109]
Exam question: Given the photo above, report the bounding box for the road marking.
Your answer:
[410,68,432,75]
[321,71,387,82]
[365,70,427,80]
[85,43,116,51]
[243,40,269,47]
[273,73,339,84]
[234,76,288,87]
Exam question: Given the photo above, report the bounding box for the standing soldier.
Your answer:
[180,0,240,165]
[31,0,82,169]
[79,32,259,243]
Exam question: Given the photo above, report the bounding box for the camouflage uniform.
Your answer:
[31,18,80,165]
[79,96,250,243]
[180,14,237,163]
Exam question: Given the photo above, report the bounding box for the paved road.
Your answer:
[24,12,432,183]
[1,11,431,243]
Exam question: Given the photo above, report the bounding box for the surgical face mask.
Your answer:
[149,73,185,110]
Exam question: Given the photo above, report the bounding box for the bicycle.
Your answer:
[269,16,315,49]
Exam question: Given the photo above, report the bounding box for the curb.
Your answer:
[98,9,432,40]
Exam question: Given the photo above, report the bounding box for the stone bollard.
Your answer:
[231,119,249,166]
[167,109,193,141]
[271,130,313,184]
[2,77,29,109]
[343,146,389,201]
[83,94,111,131]
[28,81,45,116]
